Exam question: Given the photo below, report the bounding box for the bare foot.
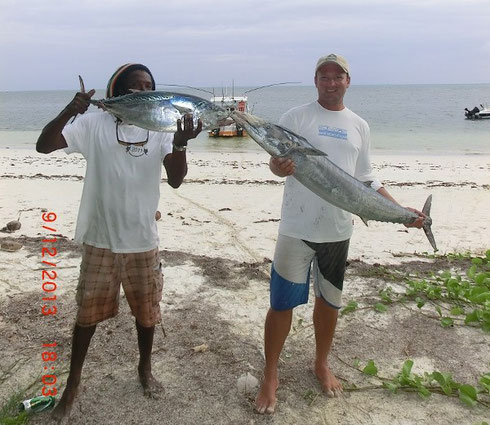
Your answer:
[139,369,164,399]
[314,363,342,397]
[254,372,278,414]
[50,383,79,424]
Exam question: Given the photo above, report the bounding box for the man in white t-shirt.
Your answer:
[36,63,201,422]
[255,54,425,414]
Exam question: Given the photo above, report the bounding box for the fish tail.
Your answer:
[78,75,86,93]
[69,75,85,124]
[421,194,437,251]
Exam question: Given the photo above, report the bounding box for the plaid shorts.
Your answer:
[75,244,163,327]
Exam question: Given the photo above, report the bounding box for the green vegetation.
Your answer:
[333,250,490,411]
[0,392,29,425]
[355,359,490,408]
[341,249,490,332]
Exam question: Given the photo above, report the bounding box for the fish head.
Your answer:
[167,94,229,129]
[230,111,284,156]
[195,101,231,129]
[231,111,326,158]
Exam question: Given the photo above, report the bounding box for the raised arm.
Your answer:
[36,89,95,154]
[164,114,202,188]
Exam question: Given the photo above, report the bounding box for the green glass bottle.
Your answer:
[19,395,55,413]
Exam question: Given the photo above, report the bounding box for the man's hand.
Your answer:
[404,207,426,228]
[36,88,95,154]
[65,89,95,117]
[270,157,295,177]
[173,113,202,147]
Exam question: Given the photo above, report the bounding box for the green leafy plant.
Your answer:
[342,250,490,331]
[352,359,490,408]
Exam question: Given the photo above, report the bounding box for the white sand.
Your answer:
[0,147,489,424]
[0,148,489,306]
[2,148,488,266]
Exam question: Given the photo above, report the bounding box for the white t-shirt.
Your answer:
[278,101,381,243]
[63,111,173,253]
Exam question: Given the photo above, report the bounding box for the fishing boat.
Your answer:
[207,80,300,137]
[208,94,248,137]
[156,81,300,137]
[464,103,490,120]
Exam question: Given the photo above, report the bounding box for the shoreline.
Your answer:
[2,141,490,158]
[1,147,489,182]
[1,130,490,157]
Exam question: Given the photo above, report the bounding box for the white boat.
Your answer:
[206,81,301,137]
[465,103,490,119]
[208,95,248,137]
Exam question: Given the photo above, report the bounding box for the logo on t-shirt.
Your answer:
[123,145,148,157]
[318,125,347,140]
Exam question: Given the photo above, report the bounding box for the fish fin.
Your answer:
[299,146,327,156]
[275,124,326,156]
[422,194,432,216]
[275,123,306,141]
[280,145,326,156]
[276,145,326,157]
[172,104,194,115]
[359,216,369,226]
[421,195,438,251]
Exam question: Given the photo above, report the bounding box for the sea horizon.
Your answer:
[1,84,489,155]
[2,81,490,93]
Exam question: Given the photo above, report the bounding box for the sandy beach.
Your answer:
[0,147,489,425]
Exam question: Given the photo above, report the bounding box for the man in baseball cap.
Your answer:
[254,52,426,415]
[315,53,350,75]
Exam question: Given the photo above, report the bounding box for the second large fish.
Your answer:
[231,111,437,251]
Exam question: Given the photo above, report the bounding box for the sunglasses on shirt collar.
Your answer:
[116,120,149,147]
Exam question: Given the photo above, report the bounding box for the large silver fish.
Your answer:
[231,111,437,251]
[80,77,229,132]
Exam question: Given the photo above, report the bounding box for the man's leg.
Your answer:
[255,307,293,414]
[313,296,342,396]
[51,324,96,423]
[136,320,163,398]
[256,235,313,414]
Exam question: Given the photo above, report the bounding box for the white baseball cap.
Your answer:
[315,54,349,75]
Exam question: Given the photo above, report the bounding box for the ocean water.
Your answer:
[0,84,489,154]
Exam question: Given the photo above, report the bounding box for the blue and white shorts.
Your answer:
[270,234,350,311]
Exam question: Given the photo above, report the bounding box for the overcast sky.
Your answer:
[1,0,489,91]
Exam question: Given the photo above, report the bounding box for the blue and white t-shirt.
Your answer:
[278,101,381,243]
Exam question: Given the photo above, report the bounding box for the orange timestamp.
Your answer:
[40,211,59,397]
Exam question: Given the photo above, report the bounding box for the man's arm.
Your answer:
[163,114,202,188]
[269,157,425,229]
[376,186,425,228]
[36,90,95,154]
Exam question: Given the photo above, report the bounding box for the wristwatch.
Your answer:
[173,141,187,151]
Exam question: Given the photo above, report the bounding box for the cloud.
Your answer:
[1,0,489,90]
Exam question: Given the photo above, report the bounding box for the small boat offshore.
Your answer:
[464,103,490,120]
